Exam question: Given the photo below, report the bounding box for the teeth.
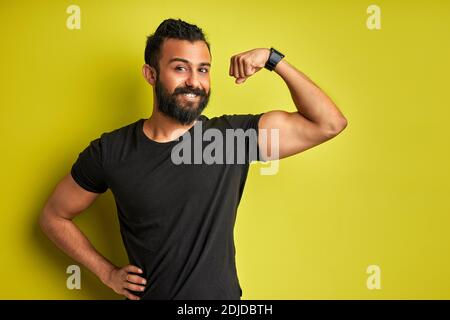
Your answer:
[184,93,197,97]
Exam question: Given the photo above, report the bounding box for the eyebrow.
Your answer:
[168,57,211,67]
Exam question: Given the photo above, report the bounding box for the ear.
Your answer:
[142,64,157,85]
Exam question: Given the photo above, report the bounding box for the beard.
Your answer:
[155,76,210,125]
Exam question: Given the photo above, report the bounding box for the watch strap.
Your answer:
[264,47,285,71]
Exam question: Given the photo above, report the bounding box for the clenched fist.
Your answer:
[229,48,270,84]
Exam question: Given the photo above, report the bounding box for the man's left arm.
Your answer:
[229,48,348,160]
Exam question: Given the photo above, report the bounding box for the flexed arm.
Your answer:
[229,48,347,160]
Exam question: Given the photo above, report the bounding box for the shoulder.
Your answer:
[201,113,264,130]
[92,118,143,165]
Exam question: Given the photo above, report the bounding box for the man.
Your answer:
[39,18,347,300]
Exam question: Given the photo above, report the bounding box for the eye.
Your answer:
[175,66,209,74]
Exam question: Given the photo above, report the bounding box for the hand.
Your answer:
[229,48,270,84]
[103,264,147,300]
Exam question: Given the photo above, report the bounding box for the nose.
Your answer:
[184,71,201,90]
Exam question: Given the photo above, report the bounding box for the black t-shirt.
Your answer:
[70,113,264,300]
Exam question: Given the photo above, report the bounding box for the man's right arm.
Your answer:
[39,173,146,300]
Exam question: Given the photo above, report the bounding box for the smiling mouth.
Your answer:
[179,93,200,100]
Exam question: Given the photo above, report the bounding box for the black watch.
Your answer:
[264,47,285,71]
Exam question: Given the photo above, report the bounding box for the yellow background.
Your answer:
[1,0,449,299]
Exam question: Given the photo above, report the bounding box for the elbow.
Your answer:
[322,116,348,138]
[38,209,50,234]
[39,202,73,235]
[335,116,348,133]
[39,205,56,235]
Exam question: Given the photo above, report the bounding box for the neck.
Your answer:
[143,108,198,143]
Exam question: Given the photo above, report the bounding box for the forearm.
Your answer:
[39,212,116,284]
[273,58,347,132]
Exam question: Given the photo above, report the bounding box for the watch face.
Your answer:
[273,49,284,58]
[265,48,284,70]
[265,49,284,71]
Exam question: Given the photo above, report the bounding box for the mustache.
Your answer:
[174,88,207,97]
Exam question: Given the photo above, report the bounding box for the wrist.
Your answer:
[264,47,285,72]
[274,58,287,74]
[98,263,117,285]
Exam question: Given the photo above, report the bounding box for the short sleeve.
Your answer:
[222,113,266,163]
[71,136,109,193]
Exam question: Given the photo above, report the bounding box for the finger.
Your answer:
[229,57,234,77]
[234,56,240,79]
[123,289,141,300]
[124,265,143,274]
[238,57,245,78]
[126,274,147,285]
[124,281,146,292]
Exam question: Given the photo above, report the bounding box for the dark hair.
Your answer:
[144,18,211,75]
